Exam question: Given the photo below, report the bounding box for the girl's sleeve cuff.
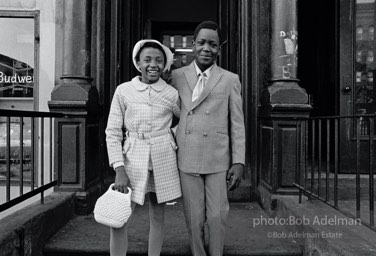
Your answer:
[113,162,124,170]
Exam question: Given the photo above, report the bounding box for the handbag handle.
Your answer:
[109,183,132,195]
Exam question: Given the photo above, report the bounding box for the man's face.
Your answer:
[137,47,165,84]
[192,28,221,71]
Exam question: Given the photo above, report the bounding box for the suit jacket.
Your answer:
[171,62,245,174]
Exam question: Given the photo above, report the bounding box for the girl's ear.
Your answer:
[136,60,141,71]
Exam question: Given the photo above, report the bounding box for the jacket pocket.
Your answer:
[216,129,228,135]
[213,93,226,99]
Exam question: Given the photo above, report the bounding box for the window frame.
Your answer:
[0,10,40,109]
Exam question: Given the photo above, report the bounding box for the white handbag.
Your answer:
[94,184,132,228]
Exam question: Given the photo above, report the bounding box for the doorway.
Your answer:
[106,0,219,181]
[298,0,376,173]
[111,0,218,85]
[298,0,338,117]
[109,0,255,191]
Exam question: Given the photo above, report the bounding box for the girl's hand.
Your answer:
[114,166,133,193]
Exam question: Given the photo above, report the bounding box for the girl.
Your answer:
[105,39,181,256]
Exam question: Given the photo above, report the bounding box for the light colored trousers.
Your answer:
[110,192,165,256]
[180,171,229,256]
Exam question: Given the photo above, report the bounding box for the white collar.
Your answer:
[193,61,214,79]
[131,76,167,92]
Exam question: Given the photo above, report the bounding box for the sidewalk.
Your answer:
[44,199,302,256]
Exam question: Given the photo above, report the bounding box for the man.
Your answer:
[171,21,246,256]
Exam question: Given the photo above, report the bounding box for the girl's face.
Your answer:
[137,47,165,84]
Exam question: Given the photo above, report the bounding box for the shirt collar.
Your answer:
[193,61,214,79]
[131,76,167,92]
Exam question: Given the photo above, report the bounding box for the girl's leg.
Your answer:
[110,225,128,256]
[148,192,165,256]
[110,201,136,256]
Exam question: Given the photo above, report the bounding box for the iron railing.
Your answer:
[293,114,376,231]
[0,110,66,213]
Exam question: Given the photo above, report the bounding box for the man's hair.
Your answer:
[135,42,166,63]
[193,21,221,42]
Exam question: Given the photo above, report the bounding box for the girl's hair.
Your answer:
[135,42,167,63]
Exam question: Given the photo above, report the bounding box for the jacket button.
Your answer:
[186,131,190,135]
[205,111,209,115]
[203,133,208,137]
[189,111,193,115]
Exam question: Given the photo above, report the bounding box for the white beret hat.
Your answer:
[132,39,174,73]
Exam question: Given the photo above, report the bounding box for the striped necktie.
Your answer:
[192,72,207,102]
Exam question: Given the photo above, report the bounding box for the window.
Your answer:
[356,26,363,40]
[162,35,195,70]
[0,12,39,191]
[355,1,376,116]
[354,0,376,136]
[368,25,374,40]
[0,11,39,99]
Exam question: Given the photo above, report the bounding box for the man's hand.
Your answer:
[114,166,133,193]
[226,163,244,191]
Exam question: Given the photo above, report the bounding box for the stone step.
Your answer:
[44,200,302,256]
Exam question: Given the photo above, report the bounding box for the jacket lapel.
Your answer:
[191,64,222,110]
[184,63,197,92]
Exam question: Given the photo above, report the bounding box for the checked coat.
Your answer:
[105,77,181,205]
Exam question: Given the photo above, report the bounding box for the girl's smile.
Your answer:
[137,48,165,84]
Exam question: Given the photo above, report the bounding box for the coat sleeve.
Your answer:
[229,75,246,165]
[105,88,126,167]
[172,92,181,119]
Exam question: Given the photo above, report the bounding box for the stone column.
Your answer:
[259,0,311,194]
[48,0,100,214]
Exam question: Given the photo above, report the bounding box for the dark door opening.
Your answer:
[298,0,338,117]
[141,0,218,70]
[299,0,376,174]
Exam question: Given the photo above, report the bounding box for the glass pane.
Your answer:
[355,0,376,136]
[162,35,195,70]
[0,17,34,98]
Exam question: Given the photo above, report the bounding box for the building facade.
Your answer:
[0,0,375,206]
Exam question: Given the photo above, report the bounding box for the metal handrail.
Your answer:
[0,110,66,213]
[0,109,66,118]
[259,114,376,120]
[291,114,376,231]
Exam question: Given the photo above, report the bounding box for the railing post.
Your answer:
[48,0,100,214]
[259,0,311,194]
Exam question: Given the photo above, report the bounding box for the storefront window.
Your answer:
[355,0,376,120]
[0,12,38,182]
[0,16,35,98]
